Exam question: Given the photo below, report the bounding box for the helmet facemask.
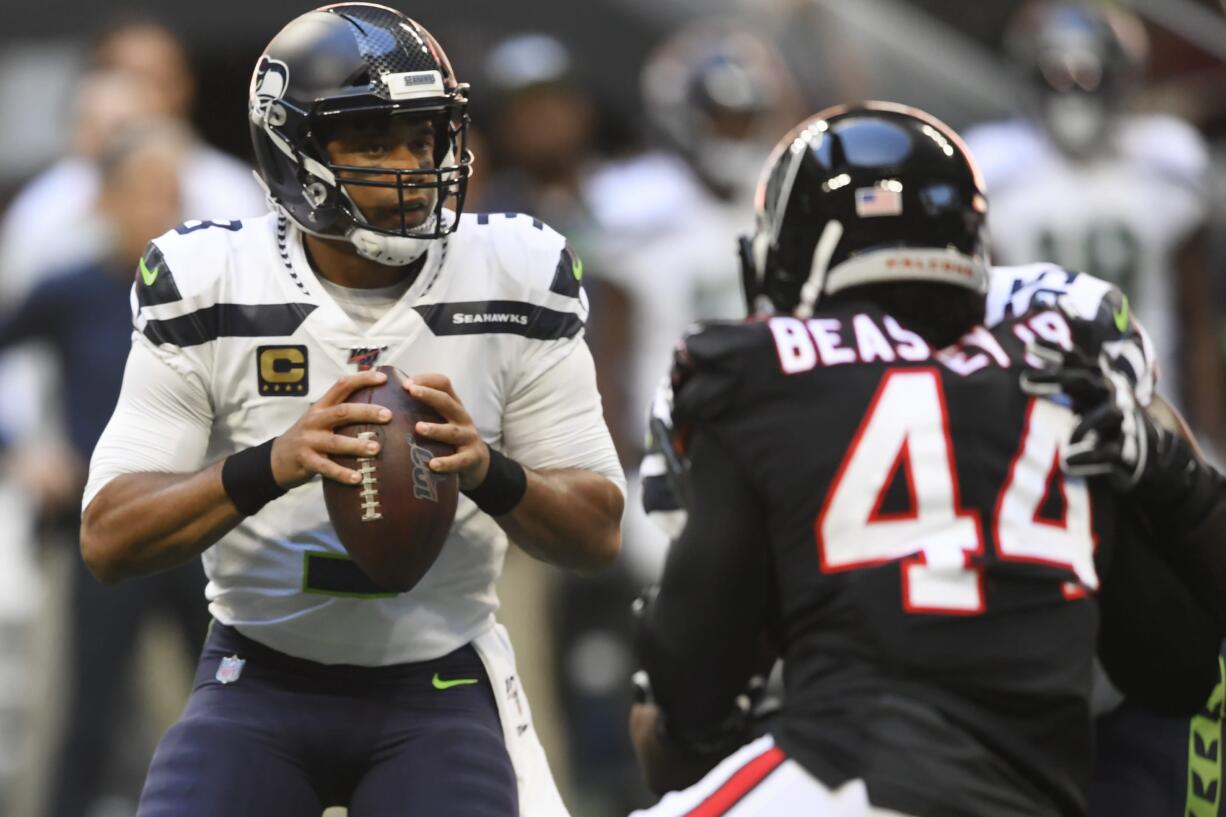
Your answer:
[305,108,472,265]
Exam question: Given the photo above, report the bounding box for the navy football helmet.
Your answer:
[249,3,472,265]
[642,20,802,201]
[1006,2,1147,156]
[741,102,989,317]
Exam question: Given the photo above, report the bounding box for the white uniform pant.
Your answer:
[630,735,918,817]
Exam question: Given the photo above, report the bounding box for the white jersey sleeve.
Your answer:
[501,339,625,492]
[82,227,232,509]
[476,214,622,488]
[82,334,213,510]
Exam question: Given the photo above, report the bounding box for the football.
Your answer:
[323,365,459,592]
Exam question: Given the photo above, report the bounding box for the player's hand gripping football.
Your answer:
[270,369,392,488]
[403,373,491,490]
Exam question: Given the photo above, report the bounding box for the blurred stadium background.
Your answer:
[2,1,1226,816]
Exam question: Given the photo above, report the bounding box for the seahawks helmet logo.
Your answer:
[250,56,290,124]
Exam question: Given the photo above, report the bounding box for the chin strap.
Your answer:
[347,228,432,266]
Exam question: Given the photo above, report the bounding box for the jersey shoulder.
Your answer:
[139,212,278,308]
[454,210,581,300]
[962,119,1053,194]
[985,263,1117,326]
[585,152,706,239]
[1117,114,1208,191]
[987,263,1157,403]
[672,319,779,427]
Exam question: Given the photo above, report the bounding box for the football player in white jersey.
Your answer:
[79,5,624,817]
[963,1,1226,455]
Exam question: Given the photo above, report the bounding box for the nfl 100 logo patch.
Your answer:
[216,654,246,684]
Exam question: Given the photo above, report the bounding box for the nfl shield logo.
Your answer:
[216,655,246,684]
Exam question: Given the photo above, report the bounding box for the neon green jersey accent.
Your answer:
[432,673,479,690]
[1113,295,1130,333]
[571,253,583,282]
[1186,656,1225,817]
[139,257,160,287]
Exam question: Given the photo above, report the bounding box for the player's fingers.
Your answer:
[308,430,381,458]
[316,370,388,407]
[1024,338,1066,369]
[301,450,363,485]
[313,402,392,429]
[406,381,471,424]
[414,420,476,446]
[426,449,481,474]
[407,372,456,397]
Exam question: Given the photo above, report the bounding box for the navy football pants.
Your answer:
[136,623,518,816]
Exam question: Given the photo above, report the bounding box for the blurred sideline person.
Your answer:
[0,123,211,817]
[629,102,1225,817]
[0,19,266,603]
[964,1,1225,455]
[80,6,623,816]
[0,19,265,302]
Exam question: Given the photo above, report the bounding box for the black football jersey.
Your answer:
[654,298,1121,817]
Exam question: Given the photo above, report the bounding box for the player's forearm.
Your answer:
[80,463,242,584]
[496,468,622,573]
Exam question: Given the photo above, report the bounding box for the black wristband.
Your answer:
[221,438,287,517]
[463,447,527,516]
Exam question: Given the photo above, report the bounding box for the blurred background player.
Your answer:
[588,17,806,582]
[964,1,1226,456]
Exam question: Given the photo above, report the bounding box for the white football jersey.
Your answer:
[587,152,751,444]
[85,211,624,666]
[965,116,1207,399]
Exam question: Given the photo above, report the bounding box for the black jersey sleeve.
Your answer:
[636,425,773,752]
[1097,505,1222,717]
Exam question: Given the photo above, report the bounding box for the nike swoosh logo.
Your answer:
[139,257,160,287]
[432,673,479,690]
[1113,295,1130,333]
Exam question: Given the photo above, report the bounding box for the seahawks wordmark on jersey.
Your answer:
[85,211,623,666]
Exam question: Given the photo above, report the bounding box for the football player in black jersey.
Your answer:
[627,102,1226,817]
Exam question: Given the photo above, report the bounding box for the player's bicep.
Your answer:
[83,337,212,511]
[501,340,625,491]
[639,427,770,738]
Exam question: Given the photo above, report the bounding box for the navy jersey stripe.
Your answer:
[134,243,184,309]
[142,302,317,348]
[413,300,583,340]
[549,246,583,298]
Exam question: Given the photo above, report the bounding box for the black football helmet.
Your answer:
[1006,2,1146,156]
[249,3,472,265]
[741,102,989,317]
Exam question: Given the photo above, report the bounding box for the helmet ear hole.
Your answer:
[305,182,329,208]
